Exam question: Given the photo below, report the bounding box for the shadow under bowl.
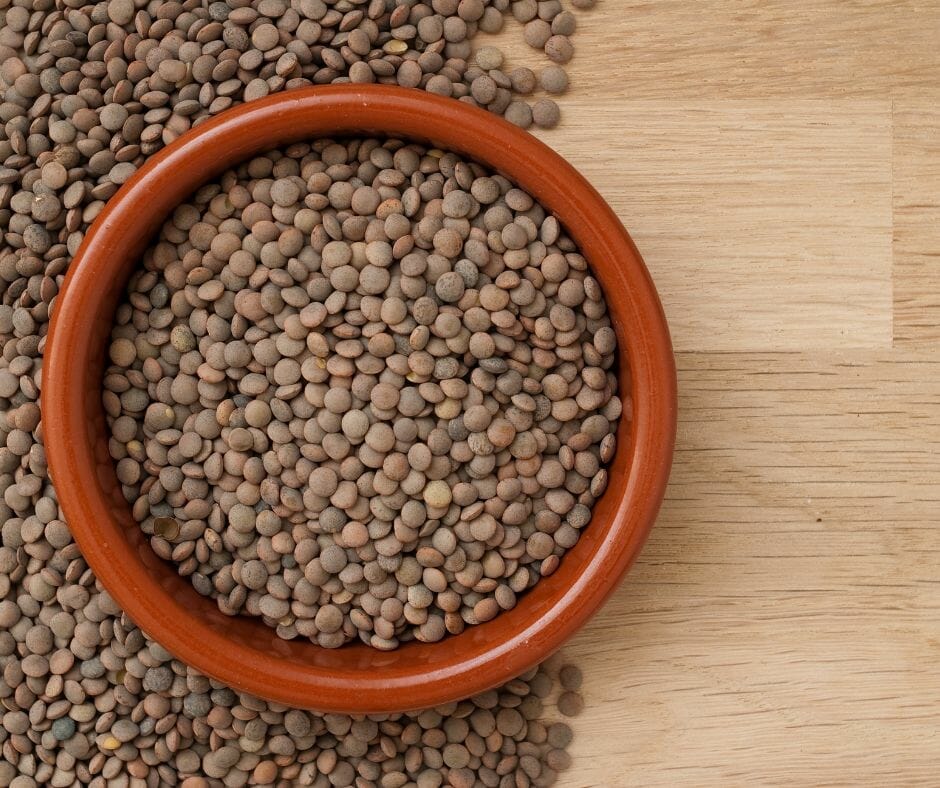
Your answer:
[42,85,676,714]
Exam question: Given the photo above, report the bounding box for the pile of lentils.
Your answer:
[0,0,604,782]
[105,136,621,650]
[1,0,594,163]
[0,615,586,788]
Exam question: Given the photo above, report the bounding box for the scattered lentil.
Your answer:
[545,35,576,64]
[558,690,586,718]
[541,65,571,95]
[505,100,535,128]
[559,663,584,691]
[533,99,562,129]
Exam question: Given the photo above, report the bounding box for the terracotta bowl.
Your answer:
[42,85,676,714]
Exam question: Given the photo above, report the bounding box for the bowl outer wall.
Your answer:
[42,85,677,713]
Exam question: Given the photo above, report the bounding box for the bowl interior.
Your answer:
[44,86,676,713]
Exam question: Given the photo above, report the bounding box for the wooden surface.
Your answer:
[487,3,940,785]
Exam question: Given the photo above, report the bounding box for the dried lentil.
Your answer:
[106,138,622,650]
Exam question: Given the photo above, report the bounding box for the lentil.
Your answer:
[106,138,621,650]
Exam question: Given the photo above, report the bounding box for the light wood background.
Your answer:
[486,2,940,785]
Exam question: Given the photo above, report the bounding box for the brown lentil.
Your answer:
[106,137,622,650]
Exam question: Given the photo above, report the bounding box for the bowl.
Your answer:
[42,85,676,714]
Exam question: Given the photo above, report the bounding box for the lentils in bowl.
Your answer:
[103,135,621,650]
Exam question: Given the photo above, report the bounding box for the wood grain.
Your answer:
[484,1,940,785]
[560,351,940,786]
[545,99,894,352]
[893,102,940,344]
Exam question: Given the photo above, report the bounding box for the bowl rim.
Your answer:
[42,85,676,713]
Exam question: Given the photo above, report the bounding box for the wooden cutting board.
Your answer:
[488,2,940,784]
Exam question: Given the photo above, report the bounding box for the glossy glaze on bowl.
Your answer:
[42,85,676,713]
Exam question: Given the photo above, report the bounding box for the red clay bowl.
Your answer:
[42,85,676,714]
